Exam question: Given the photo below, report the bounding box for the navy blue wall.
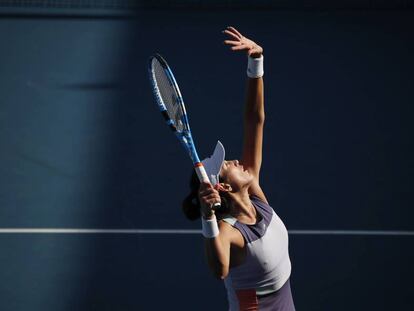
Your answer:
[0,9,413,310]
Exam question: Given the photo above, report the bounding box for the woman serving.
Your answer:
[182,26,296,311]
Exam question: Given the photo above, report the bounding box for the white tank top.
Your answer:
[221,195,292,310]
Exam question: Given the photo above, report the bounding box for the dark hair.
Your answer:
[182,170,230,221]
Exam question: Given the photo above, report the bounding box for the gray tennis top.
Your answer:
[222,195,292,310]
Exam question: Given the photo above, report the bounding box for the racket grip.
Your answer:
[194,163,222,209]
[194,163,210,183]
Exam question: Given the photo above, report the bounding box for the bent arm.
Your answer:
[204,222,234,279]
[198,183,233,279]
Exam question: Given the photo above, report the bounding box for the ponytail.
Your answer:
[182,187,201,221]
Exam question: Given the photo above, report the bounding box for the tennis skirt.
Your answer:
[257,278,295,311]
[234,278,296,311]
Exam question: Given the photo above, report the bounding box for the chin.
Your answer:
[243,175,255,187]
[229,178,252,192]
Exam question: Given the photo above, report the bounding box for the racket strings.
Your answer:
[152,59,185,132]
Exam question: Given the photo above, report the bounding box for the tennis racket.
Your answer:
[148,53,220,208]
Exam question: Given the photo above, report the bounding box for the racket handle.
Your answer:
[194,163,210,183]
[194,163,222,209]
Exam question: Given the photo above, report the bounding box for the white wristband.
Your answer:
[201,215,219,238]
[247,55,264,78]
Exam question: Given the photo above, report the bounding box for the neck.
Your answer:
[227,190,257,223]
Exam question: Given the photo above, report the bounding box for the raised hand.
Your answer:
[223,26,263,58]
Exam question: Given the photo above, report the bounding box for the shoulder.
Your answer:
[218,219,245,248]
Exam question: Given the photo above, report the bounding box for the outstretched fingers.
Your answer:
[222,26,263,57]
[223,27,247,51]
[224,39,241,46]
[231,44,249,51]
[223,29,240,40]
[226,26,243,38]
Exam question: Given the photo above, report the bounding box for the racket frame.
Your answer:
[148,54,210,184]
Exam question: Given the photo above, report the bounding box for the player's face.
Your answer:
[219,160,254,191]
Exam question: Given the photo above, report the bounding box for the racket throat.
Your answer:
[194,163,210,183]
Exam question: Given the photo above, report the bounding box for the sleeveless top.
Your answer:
[221,195,293,311]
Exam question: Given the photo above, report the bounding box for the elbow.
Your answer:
[257,114,265,125]
[211,265,229,280]
[245,112,265,125]
[214,272,229,280]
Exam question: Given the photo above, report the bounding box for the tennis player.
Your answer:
[182,26,295,310]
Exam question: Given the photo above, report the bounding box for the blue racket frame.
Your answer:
[148,54,205,175]
[149,53,222,209]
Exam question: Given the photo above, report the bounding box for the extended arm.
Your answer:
[223,27,265,179]
[242,74,264,179]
